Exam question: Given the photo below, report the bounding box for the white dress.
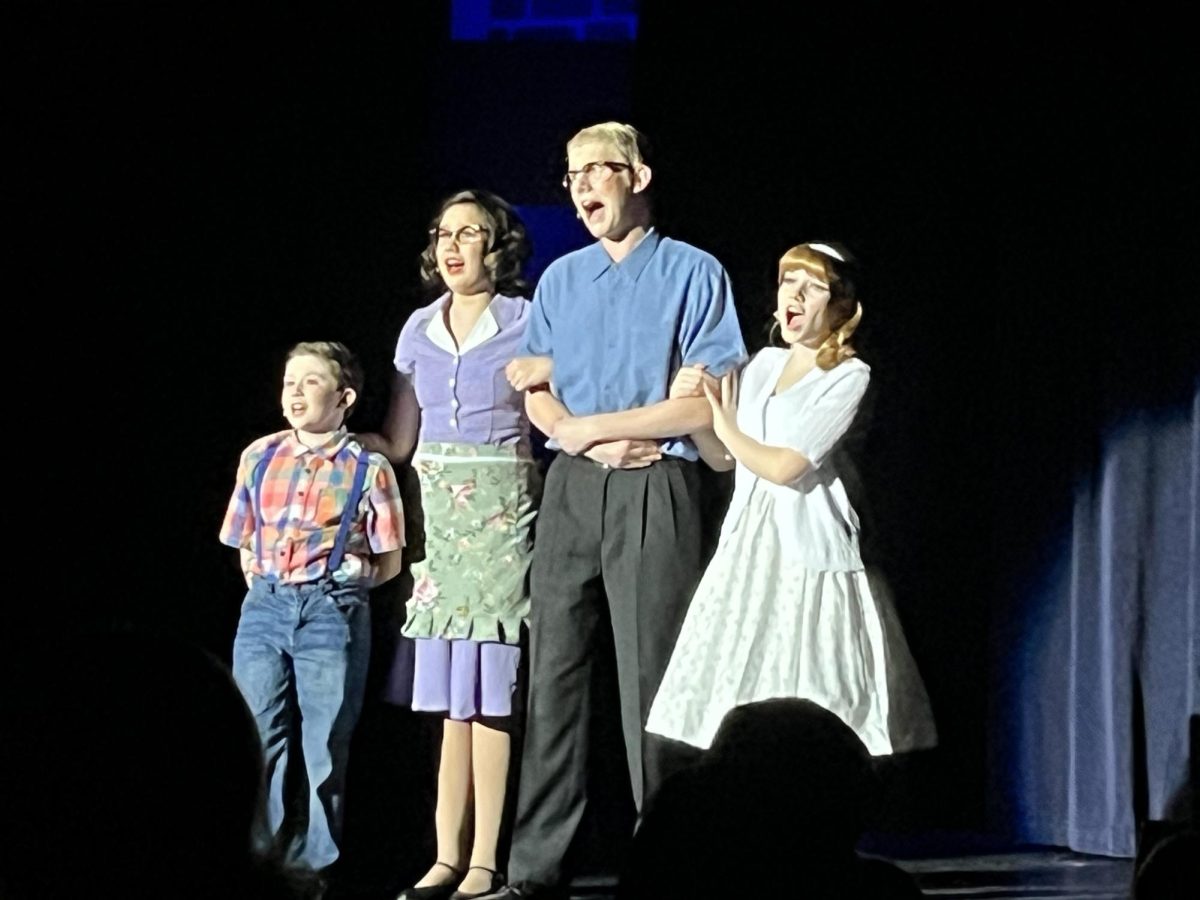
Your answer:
[646,349,937,755]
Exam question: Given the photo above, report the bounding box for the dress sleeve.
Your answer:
[776,362,870,468]
[394,312,422,376]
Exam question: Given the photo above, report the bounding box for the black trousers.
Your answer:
[507,453,703,888]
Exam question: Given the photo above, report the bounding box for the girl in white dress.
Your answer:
[646,241,936,755]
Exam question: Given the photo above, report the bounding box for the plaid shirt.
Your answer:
[220,428,404,585]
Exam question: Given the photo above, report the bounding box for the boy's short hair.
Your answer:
[567,121,652,169]
[286,341,364,418]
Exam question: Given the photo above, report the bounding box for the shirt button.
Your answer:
[448,378,455,386]
[450,417,457,428]
[451,399,459,409]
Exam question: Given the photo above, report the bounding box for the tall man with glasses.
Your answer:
[486,122,746,900]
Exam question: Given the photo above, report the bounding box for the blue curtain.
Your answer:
[993,380,1198,856]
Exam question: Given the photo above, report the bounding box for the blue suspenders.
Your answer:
[251,442,372,581]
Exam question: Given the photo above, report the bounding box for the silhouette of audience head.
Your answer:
[706,697,880,842]
[1134,829,1200,900]
[621,698,919,899]
[6,630,318,899]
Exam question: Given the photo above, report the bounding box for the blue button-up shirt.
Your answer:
[520,229,747,460]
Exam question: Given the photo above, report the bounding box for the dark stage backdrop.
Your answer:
[13,2,1198,877]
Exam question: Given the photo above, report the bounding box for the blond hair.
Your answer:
[566,121,648,167]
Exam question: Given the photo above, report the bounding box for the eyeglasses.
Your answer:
[562,160,634,191]
[429,224,491,245]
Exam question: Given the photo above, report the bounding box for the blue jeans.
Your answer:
[232,576,370,870]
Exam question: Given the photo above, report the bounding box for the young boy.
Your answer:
[220,340,404,872]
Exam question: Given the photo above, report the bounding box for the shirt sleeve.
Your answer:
[779,363,870,468]
[518,276,554,356]
[363,456,405,553]
[678,263,747,377]
[219,445,257,549]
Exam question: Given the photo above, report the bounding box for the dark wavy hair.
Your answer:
[419,189,532,298]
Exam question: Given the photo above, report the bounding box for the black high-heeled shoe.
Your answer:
[448,865,505,900]
[397,861,465,900]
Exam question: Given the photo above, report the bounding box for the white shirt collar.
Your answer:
[425,295,500,356]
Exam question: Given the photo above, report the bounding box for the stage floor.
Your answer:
[332,849,1134,899]
[567,852,1133,899]
[894,850,1132,899]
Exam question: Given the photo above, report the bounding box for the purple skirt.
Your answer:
[384,636,521,721]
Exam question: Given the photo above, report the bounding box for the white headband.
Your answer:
[807,242,845,262]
